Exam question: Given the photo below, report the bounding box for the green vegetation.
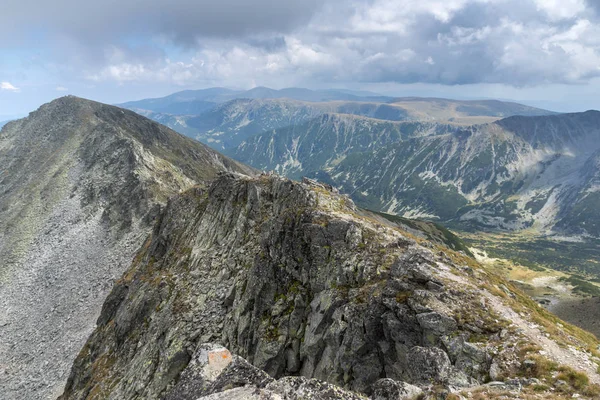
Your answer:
[463,234,600,278]
[375,210,474,256]
[558,275,600,297]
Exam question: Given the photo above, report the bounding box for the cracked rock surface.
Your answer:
[59,174,519,399]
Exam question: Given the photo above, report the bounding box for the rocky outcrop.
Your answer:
[162,343,368,400]
[0,96,253,399]
[59,174,533,399]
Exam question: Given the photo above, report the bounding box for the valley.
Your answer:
[4,1,600,398]
[2,92,599,399]
[123,89,600,346]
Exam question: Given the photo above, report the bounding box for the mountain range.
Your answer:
[2,96,600,399]
[118,88,600,278]
[122,89,600,243]
[230,111,600,239]
[118,86,394,111]
[120,87,555,151]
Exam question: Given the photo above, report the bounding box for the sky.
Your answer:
[1,0,600,117]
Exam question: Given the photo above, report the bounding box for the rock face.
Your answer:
[222,109,600,240]
[60,174,527,399]
[0,96,253,400]
[163,342,367,399]
[229,113,454,179]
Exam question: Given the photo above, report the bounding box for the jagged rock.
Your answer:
[520,377,542,386]
[417,312,457,343]
[407,346,452,383]
[205,355,274,395]
[371,378,423,400]
[489,360,502,381]
[266,376,367,399]
[58,174,552,400]
[197,386,282,400]
[555,379,568,387]
[522,359,536,369]
[165,343,252,400]
[443,335,490,381]
[169,346,365,400]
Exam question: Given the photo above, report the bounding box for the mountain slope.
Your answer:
[229,113,458,178]
[184,98,326,149]
[308,111,600,237]
[137,99,454,150]
[389,97,554,125]
[59,174,600,399]
[118,87,393,114]
[0,96,253,400]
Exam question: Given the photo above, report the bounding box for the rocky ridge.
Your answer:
[60,174,600,399]
[0,96,253,399]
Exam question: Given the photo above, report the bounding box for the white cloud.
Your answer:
[534,0,586,21]
[15,0,600,89]
[0,82,20,92]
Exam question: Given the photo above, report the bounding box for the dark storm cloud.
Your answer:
[244,36,288,52]
[588,0,600,11]
[0,0,323,45]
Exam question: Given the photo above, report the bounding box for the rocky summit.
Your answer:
[59,173,600,399]
[0,96,253,400]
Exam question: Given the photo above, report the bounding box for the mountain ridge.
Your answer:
[0,96,253,399]
[58,173,600,399]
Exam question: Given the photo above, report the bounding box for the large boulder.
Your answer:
[166,343,274,400]
[407,346,452,384]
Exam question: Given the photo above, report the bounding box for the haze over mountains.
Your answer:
[122,87,600,243]
[120,87,555,151]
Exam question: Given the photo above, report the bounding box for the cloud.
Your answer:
[534,0,587,21]
[1,0,599,89]
[0,0,324,46]
[0,82,20,92]
[56,86,68,91]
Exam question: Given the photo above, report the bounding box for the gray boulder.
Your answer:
[371,378,423,400]
[407,346,451,384]
[266,376,367,399]
[197,387,282,400]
